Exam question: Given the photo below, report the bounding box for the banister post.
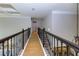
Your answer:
[22,29,24,49]
[43,28,45,47]
[38,28,39,35]
[28,28,30,38]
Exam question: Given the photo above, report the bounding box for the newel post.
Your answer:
[22,29,24,49]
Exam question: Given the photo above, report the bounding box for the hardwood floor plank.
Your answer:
[23,32,44,56]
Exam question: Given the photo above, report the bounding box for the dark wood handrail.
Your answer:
[0,28,30,43]
[38,28,79,56]
[0,28,31,56]
[45,31,79,52]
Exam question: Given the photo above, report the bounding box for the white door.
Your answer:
[32,20,38,32]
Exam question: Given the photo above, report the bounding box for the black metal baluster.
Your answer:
[54,37,55,56]
[28,29,29,38]
[57,39,58,56]
[66,45,69,56]
[25,31,27,43]
[28,28,30,38]
[14,37,16,56]
[11,38,12,56]
[52,36,53,54]
[39,29,40,37]
[37,28,79,56]
[41,30,42,43]
[2,42,5,56]
[61,41,63,56]
[7,40,9,56]
[43,29,45,47]
[76,52,78,56]
[42,29,43,46]
[22,29,24,49]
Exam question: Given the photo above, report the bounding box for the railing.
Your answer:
[74,36,79,45]
[0,28,31,56]
[38,28,79,56]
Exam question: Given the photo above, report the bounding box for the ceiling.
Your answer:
[0,3,20,16]
[0,3,77,18]
[11,3,54,18]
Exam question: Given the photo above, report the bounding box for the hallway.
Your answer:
[23,32,44,56]
[0,3,79,56]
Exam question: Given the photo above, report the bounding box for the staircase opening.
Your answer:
[38,28,79,56]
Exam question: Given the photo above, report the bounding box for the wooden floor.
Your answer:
[23,32,44,56]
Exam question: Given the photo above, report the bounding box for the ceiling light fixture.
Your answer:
[32,8,35,11]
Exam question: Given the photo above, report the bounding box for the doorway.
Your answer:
[31,18,38,32]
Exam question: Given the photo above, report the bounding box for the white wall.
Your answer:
[37,18,43,28]
[0,16,31,39]
[31,18,43,32]
[32,19,38,32]
[42,12,77,42]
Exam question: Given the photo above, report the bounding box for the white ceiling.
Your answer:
[11,3,77,18]
[0,4,20,15]
[11,3,54,18]
[0,3,77,18]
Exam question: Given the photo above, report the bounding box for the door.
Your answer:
[32,20,38,32]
